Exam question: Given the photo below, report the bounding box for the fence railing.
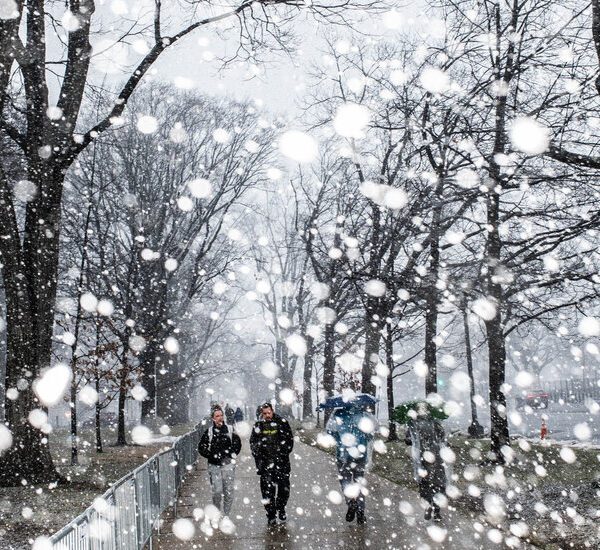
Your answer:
[544,377,600,404]
[49,428,201,549]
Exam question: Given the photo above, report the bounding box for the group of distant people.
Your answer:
[223,404,244,425]
[197,400,447,528]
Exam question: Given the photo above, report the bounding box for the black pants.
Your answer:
[259,472,290,518]
[337,458,366,512]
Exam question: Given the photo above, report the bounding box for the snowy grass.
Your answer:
[298,424,600,548]
[0,423,196,549]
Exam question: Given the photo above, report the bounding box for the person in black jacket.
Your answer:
[250,403,294,526]
[198,406,242,519]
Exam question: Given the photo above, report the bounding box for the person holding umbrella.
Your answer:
[322,392,378,525]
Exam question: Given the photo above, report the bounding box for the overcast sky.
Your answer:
[115,1,424,118]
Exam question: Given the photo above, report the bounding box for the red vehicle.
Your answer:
[516,389,549,409]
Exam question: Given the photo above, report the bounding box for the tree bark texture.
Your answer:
[302,335,315,419]
[385,324,397,441]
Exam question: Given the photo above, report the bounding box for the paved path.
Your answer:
[153,437,513,549]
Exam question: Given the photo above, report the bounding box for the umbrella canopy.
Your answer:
[318,393,378,410]
[392,400,448,425]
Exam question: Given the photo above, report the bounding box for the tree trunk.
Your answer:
[486,314,509,458]
[0,288,6,423]
[385,323,398,441]
[69,380,78,465]
[0,306,60,484]
[69,204,92,465]
[424,297,438,396]
[322,323,336,396]
[424,203,441,395]
[361,298,382,396]
[0,166,63,485]
[462,300,484,438]
[278,342,294,418]
[483,4,514,460]
[156,354,190,425]
[95,374,103,453]
[140,337,161,420]
[361,195,383,397]
[485,189,510,460]
[302,335,315,420]
[116,358,129,446]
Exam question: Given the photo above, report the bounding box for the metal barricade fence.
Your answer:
[49,428,201,549]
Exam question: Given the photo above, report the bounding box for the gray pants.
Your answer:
[207,463,235,515]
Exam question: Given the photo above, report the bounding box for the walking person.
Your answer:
[225,403,235,425]
[327,404,377,525]
[250,403,294,526]
[404,407,447,521]
[198,406,242,524]
[234,406,244,423]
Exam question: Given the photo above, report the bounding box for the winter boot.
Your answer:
[356,510,366,525]
[345,501,357,522]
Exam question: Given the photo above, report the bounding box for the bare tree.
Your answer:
[0,0,381,485]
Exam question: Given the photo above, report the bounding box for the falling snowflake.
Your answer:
[286,334,307,356]
[333,103,371,139]
[365,279,386,297]
[164,336,180,354]
[131,425,153,445]
[419,67,450,94]
[471,297,497,321]
[188,178,212,199]
[278,131,318,163]
[578,317,600,337]
[34,364,71,407]
[172,518,195,540]
[0,424,13,455]
[509,117,550,155]
[137,115,158,134]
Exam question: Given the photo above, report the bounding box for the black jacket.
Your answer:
[250,414,294,476]
[198,423,242,466]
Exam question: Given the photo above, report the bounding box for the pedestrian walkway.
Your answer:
[153,436,509,549]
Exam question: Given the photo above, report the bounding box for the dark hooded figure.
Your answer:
[234,407,244,423]
[406,416,447,520]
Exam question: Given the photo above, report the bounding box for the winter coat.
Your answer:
[326,407,376,464]
[250,414,294,476]
[406,417,446,502]
[225,407,235,424]
[234,407,244,422]
[198,423,242,466]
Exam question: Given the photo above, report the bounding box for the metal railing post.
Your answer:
[48,427,200,549]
